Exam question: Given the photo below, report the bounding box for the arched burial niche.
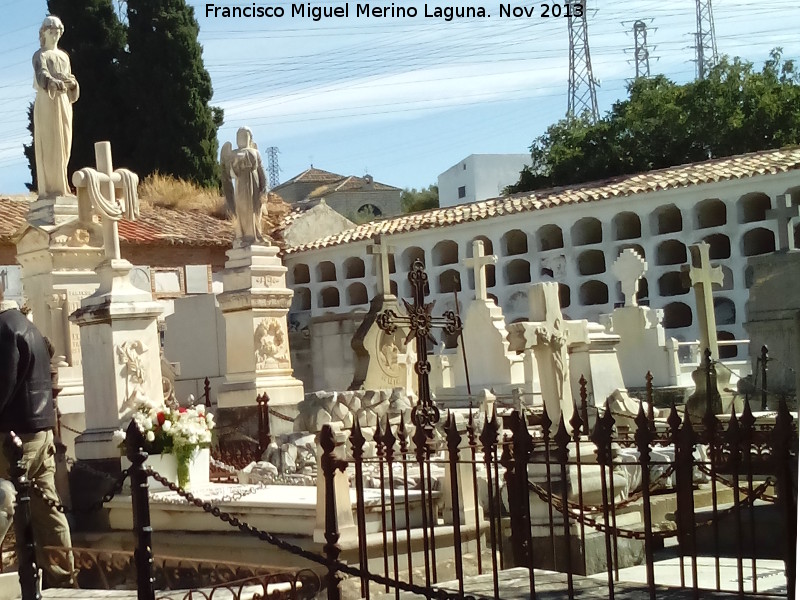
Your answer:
[701,233,731,260]
[432,240,458,266]
[559,283,571,308]
[343,257,365,279]
[742,228,775,256]
[579,280,608,305]
[292,263,310,285]
[505,259,531,285]
[738,192,771,223]
[317,261,336,282]
[571,217,603,246]
[438,269,462,294]
[614,212,641,240]
[713,296,736,326]
[291,287,311,311]
[662,302,692,329]
[695,198,727,229]
[719,265,734,290]
[467,235,493,257]
[658,272,689,297]
[577,250,605,276]
[502,229,528,256]
[537,224,564,251]
[717,330,737,359]
[618,243,646,260]
[467,264,496,292]
[346,282,368,306]
[656,240,687,266]
[650,204,682,235]
[319,286,340,308]
[401,246,424,271]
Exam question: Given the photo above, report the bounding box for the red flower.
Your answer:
[157,412,166,425]
[179,407,187,414]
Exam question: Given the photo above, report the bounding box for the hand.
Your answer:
[47,79,65,93]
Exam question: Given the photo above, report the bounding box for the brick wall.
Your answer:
[121,243,229,272]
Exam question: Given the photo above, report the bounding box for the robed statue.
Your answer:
[220,127,268,247]
[32,15,80,198]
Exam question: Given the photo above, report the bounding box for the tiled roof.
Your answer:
[118,204,233,246]
[0,198,235,247]
[0,197,30,243]
[277,167,345,186]
[285,147,800,254]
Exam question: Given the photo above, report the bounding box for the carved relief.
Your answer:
[67,228,91,247]
[254,318,289,370]
[253,275,282,288]
[116,340,155,419]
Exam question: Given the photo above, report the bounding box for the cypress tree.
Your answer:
[125,0,222,188]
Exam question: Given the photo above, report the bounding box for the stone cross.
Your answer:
[367,235,396,298]
[611,248,647,307]
[463,240,497,301]
[527,282,588,431]
[686,242,724,360]
[72,141,139,262]
[767,193,799,251]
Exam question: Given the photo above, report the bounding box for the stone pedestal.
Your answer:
[15,207,104,420]
[70,258,164,461]
[26,194,81,228]
[217,245,304,434]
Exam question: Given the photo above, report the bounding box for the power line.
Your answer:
[567,1,599,122]
[694,0,719,79]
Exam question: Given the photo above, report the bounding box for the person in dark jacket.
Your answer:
[0,298,75,587]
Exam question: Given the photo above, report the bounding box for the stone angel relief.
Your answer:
[220,127,268,247]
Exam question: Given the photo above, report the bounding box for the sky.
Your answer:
[0,0,798,195]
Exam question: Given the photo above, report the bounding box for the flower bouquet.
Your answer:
[118,401,215,489]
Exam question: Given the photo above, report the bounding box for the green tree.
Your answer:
[507,49,800,194]
[401,185,439,213]
[124,0,222,187]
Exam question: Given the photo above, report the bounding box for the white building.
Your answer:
[284,148,800,390]
[438,154,531,207]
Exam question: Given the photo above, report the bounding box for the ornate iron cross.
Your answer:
[376,258,462,430]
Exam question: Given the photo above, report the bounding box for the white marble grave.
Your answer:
[602,249,681,389]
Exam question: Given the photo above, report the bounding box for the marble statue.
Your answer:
[32,15,79,198]
[220,127,268,247]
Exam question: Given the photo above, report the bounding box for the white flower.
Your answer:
[112,430,126,445]
[146,430,155,442]
[162,420,172,432]
[197,404,206,415]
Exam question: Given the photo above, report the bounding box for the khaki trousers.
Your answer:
[0,429,75,587]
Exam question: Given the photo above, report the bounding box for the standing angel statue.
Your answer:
[32,15,80,198]
[220,127,268,247]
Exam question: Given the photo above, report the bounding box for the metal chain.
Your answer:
[528,476,774,540]
[268,407,295,423]
[694,464,778,502]
[145,467,489,600]
[30,469,129,515]
[59,423,85,435]
[64,456,125,484]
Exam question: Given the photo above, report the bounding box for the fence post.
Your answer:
[773,398,797,598]
[203,377,211,408]
[125,420,155,600]
[3,432,40,600]
[257,393,272,454]
[760,345,769,411]
[320,424,346,600]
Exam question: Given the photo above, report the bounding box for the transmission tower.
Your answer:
[567,2,599,122]
[694,0,718,80]
[632,20,651,79]
[266,146,280,189]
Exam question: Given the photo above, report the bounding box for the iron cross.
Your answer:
[376,258,462,429]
